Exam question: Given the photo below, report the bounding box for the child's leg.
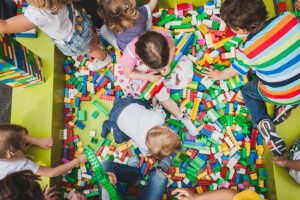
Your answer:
[99,24,119,50]
[101,121,130,144]
[242,79,286,155]
[24,135,53,149]
[241,79,270,125]
[160,98,181,117]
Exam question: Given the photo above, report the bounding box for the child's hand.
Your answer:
[43,185,60,200]
[272,156,288,168]
[12,0,25,5]
[78,153,88,164]
[38,137,54,149]
[107,172,117,185]
[202,67,222,80]
[171,188,196,200]
[159,65,171,76]
[70,191,87,200]
[147,71,162,82]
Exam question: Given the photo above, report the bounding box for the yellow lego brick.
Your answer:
[77,141,83,147]
[77,147,84,153]
[64,98,72,103]
[256,145,264,157]
[65,74,71,80]
[115,49,121,63]
[196,186,204,193]
[173,28,195,34]
[213,37,231,49]
[250,173,258,180]
[199,24,208,34]
[204,53,214,64]
[196,64,202,71]
[96,88,106,97]
[197,123,205,132]
[180,99,190,110]
[183,87,187,99]
[191,98,200,121]
[152,26,168,30]
[76,92,82,97]
[117,144,128,152]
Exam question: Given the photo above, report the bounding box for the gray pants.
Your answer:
[100,16,152,51]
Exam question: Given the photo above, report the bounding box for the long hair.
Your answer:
[0,170,45,200]
[0,124,28,160]
[97,0,140,33]
[26,0,76,14]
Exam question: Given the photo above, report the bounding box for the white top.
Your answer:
[117,103,165,156]
[24,5,75,43]
[0,159,40,180]
[289,151,300,184]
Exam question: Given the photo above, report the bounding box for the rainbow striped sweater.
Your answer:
[232,12,300,105]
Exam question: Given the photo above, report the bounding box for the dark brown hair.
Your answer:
[0,124,28,159]
[97,0,140,33]
[220,0,268,33]
[0,170,45,200]
[135,31,170,70]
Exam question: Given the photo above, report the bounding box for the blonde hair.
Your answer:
[146,126,182,159]
[26,0,75,14]
[0,124,28,160]
[97,0,141,34]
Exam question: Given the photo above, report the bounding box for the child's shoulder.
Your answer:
[137,4,151,18]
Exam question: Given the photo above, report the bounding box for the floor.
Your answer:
[0,83,11,123]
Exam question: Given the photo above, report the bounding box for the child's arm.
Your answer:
[123,66,162,82]
[171,188,237,200]
[35,154,87,177]
[159,40,175,76]
[147,0,158,12]
[202,66,238,80]
[24,135,54,149]
[272,156,300,171]
[0,15,36,34]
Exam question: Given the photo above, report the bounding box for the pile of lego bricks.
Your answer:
[0,34,44,88]
[60,1,268,199]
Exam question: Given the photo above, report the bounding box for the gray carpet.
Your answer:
[0,83,12,123]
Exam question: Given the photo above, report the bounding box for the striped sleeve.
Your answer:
[231,49,251,76]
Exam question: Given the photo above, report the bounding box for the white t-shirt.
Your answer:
[24,5,75,43]
[0,159,40,180]
[117,104,165,156]
[289,151,300,184]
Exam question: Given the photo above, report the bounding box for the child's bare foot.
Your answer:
[38,137,54,149]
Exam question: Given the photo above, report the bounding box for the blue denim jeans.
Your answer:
[101,97,149,144]
[97,161,168,200]
[241,79,271,125]
[53,4,92,56]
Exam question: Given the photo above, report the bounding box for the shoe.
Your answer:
[258,119,287,156]
[156,156,171,172]
[87,53,113,72]
[272,104,298,125]
[128,154,140,168]
[178,113,198,136]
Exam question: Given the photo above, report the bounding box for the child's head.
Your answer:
[0,170,45,200]
[220,0,268,34]
[146,126,182,159]
[97,0,140,33]
[26,0,73,14]
[135,31,170,71]
[0,124,28,160]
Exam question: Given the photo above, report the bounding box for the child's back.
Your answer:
[98,0,157,51]
[231,12,300,105]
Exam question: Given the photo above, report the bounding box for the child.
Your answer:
[272,136,300,184]
[202,0,300,156]
[172,188,263,200]
[0,0,112,71]
[116,29,198,136]
[101,97,182,159]
[0,124,87,180]
[97,0,158,51]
